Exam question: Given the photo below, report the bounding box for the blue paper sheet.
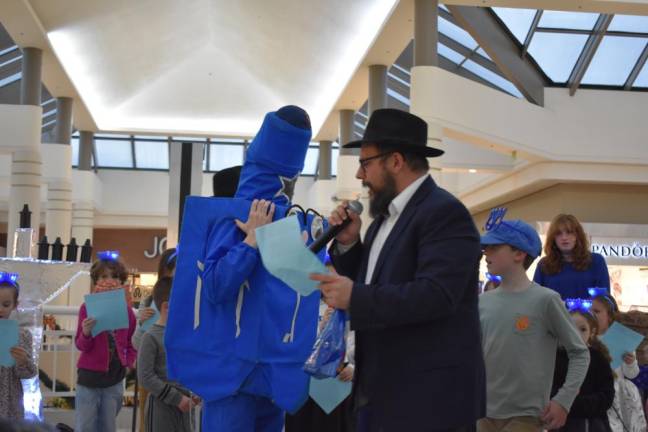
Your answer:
[84,289,129,337]
[256,215,327,296]
[139,302,159,332]
[601,322,645,370]
[0,319,19,367]
[309,376,352,414]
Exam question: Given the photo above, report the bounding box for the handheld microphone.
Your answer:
[309,200,363,253]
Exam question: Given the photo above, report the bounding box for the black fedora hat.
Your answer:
[343,108,444,157]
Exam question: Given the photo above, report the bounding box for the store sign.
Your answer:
[591,243,648,260]
[144,236,168,259]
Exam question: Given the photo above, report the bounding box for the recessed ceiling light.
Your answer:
[469,169,477,173]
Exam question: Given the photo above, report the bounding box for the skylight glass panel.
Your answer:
[539,11,600,30]
[492,7,536,44]
[582,36,647,85]
[135,140,168,169]
[209,143,244,171]
[527,33,589,82]
[477,48,491,60]
[438,16,478,50]
[438,43,465,64]
[387,87,410,106]
[608,15,648,33]
[95,140,133,168]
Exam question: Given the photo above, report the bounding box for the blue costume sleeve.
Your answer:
[202,221,261,305]
[592,253,610,289]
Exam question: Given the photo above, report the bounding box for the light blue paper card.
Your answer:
[140,301,159,332]
[0,319,19,367]
[85,289,129,337]
[256,216,327,296]
[601,322,645,370]
[309,376,352,414]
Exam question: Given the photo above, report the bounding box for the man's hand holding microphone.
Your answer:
[309,201,363,310]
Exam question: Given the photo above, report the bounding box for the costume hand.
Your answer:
[623,352,636,365]
[191,395,202,406]
[310,270,353,310]
[10,346,29,366]
[82,318,97,337]
[235,199,275,249]
[328,202,361,246]
[541,400,568,429]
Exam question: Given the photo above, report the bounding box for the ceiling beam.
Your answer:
[567,14,614,96]
[443,0,648,15]
[445,5,546,105]
[624,42,648,90]
[522,10,543,58]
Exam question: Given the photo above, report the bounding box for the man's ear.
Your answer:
[390,152,406,173]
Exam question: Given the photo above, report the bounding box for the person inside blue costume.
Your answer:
[166,105,324,432]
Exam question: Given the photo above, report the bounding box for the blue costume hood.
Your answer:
[236,109,311,205]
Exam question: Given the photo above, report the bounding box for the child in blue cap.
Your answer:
[478,209,590,432]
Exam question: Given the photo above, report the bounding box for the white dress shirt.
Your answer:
[364,174,428,283]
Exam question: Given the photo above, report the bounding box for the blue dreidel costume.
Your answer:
[165,106,326,431]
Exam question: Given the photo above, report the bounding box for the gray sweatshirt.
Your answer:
[137,324,187,407]
[479,282,590,419]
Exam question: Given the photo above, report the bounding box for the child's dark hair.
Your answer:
[0,281,19,304]
[152,277,173,310]
[592,294,619,325]
[571,309,613,365]
[90,257,129,285]
[157,248,177,279]
[510,246,536,270]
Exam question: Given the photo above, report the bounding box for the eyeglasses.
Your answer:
[358,152,393,173]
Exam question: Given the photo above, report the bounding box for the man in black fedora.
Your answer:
[311,108,485,431]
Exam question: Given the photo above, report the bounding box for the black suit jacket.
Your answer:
[331,176,485,431]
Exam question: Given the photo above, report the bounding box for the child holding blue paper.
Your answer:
[591,293,647,432]
[0,272,37,420]
[74,252,137,432]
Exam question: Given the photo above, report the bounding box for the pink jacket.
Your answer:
[75,303,137,372]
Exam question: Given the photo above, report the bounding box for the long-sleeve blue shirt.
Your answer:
[533,252,610,299]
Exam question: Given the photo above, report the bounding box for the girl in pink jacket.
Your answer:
[74,253,136,432]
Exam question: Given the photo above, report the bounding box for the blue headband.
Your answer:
[565,298,594,317]
[166,245,179,265]
[0,272,19,287]
[588,287,609,298]
[589,291,617,313]
[485,272,502,283]
[98,251,120,262]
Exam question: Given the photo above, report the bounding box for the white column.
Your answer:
[45,179,73,244]
[71,200,95,245]
[43,143,73,245]
[8,149,42,256]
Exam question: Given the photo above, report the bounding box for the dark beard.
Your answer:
[366,172,397,218]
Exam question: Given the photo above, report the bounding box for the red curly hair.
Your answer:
[541,214,592,275]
